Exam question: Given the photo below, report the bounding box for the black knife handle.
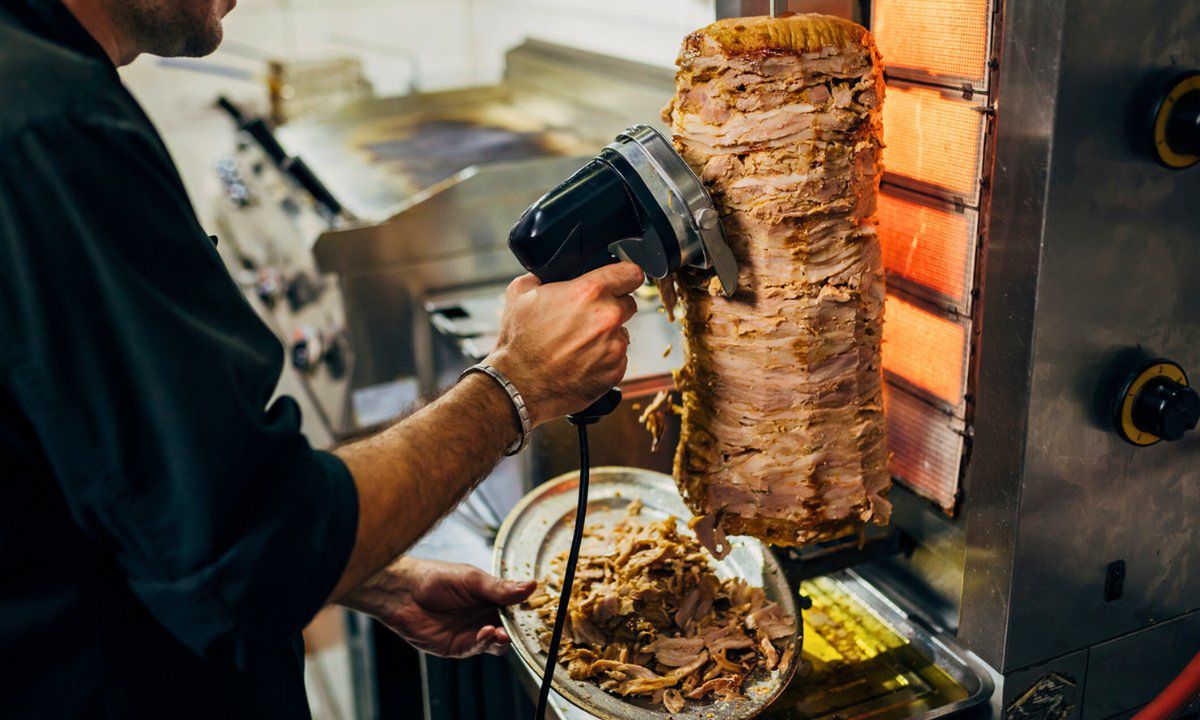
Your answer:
[509,158,643,284]
[567,387,623,426]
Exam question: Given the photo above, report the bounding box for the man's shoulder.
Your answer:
[0,19,132,139]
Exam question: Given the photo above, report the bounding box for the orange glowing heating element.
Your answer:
[873,0,991,86]
[883,383,963,510]
[882,295,967,406]
[877,192,975,305]
[882,85,985,200]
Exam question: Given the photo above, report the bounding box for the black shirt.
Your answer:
[0,1,359,717]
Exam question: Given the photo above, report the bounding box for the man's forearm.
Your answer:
[328,373,518,603]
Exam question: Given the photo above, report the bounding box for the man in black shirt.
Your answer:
[0,0,644,716]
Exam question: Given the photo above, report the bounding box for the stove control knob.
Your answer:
[1148,70,1200,169]
[291,327,325,374]
[290,326,348,379]
[1113,358,1199,445]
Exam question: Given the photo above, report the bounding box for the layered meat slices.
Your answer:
[662,14,890,550]
[524,501,795,712]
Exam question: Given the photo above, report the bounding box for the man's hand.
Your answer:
[341,557,536,659]
[487,262,645,426]
[326,262,642,606]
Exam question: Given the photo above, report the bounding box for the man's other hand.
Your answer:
[488,261,645,425]
[340,557,535,659]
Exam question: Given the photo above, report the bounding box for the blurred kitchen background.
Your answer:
[122,0,716,231]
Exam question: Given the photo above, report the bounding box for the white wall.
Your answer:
[125,0,714,126]
[467,0,715,82]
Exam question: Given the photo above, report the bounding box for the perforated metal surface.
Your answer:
[878,187,980,312]
[882,384,965,511]
[881,83,988,205]
[873,0,994,90]
[882,294,970,412]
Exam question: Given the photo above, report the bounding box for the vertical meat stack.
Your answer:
[663,13,890,549]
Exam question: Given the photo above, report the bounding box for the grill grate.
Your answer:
[881,83,988,205]
[883,383,965,511]
[878,187,979,313]
[873,0,993,90]
[882,294,969,415]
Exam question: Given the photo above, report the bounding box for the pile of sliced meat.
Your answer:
[659,13,891,551]
[524,501,795,713]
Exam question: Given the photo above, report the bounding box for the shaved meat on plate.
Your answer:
[522,501,795,712]
[661,13,892,549]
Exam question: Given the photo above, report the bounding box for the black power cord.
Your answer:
[534,423,591,720]
[532,387,620,720]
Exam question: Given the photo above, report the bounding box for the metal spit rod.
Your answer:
[771,0,787,17]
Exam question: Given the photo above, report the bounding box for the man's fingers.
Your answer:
[506,273,541,300]
[469,626,512,656]
[584,262,645,297]
[616,295,638,324]
[482,625,511,656]
[477,625,511,645]
[473,571,537,605]
[475,625,496,645]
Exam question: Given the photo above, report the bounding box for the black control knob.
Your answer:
[284,272,324,312]
[291,326,324,373]
[1148,70,1200,169]
[1166,87,1200,157]
[1113,358,1199,446]
[1131,377,1200,441]
[291,326,348,379]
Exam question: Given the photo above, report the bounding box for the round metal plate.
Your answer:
[494,466,800,720]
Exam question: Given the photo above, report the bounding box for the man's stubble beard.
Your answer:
[115,0,228,59]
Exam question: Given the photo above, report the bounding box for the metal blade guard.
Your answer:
[508,125,738,296]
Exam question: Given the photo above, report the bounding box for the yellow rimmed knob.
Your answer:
[1150,70,1200,169]
[1113,358,1200,446]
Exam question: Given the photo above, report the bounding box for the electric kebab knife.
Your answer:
[509,124,739,421]
[505,124,738,718]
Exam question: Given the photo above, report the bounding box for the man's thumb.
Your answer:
[477,573,537,605]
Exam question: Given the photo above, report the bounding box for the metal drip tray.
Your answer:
[528,569,990,720]
[764,572,992,720]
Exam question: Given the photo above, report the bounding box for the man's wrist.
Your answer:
[485,351,545,427]
[339,556,418,618]
[458,370,526,453]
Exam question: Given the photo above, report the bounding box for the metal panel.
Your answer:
[998,650,1090,720]
[1001,0,1200,670]
[1082,611,1200,719]
[958,0,1069,672]
[312,156,585,389]
[503,40,676,144]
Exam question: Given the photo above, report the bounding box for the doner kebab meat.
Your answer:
[524,501,795,713]
[658,14,890,553]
